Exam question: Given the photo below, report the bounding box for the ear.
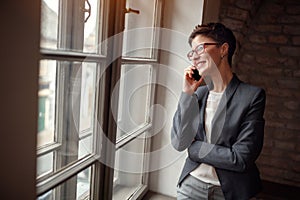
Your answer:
[220,43,229,57]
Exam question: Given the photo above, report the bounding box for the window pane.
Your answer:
[37,60,98,178]
[38,60,57,148]
[79,63,97,132]
[83,0,101,53]
[37,166,92,200]
[37,152,54,178]
[40,0,59,49]
[41,0,102,54]
[113,135,146,200]
[79,136,93,159]
[116,65,152,139]
[122,0,158,58]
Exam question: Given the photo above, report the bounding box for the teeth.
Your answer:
[197,61,206,66]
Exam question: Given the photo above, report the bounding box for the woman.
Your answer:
[171,23,266,200]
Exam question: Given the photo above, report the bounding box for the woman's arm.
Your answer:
[188,89,266,172]
[171,92,201,151]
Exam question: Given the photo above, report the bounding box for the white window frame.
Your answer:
[112,0,164,199]
[37,0,110,199]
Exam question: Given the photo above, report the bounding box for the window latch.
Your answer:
[125,7,140,15]
[83,0,91,23]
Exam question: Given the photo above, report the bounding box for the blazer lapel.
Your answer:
[210,74,241,144]
[195,87,209,142]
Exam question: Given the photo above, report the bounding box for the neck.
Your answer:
[209,64,233,93]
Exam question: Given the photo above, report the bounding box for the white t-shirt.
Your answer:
[190,90,224,186]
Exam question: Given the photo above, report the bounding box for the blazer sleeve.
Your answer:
[171,92,201,151]
[188,89,266,172]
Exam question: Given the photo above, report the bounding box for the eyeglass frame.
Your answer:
[187,42,220,61]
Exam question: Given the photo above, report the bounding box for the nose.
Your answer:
[192,53,200,61]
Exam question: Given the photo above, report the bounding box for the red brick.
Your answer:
[235,0,255,10]
[268,35,288,44]
[292,36,300,45]
[265,120,286,129]
[241,53,255,63]
[254,25,282,33]
[260,147,286,158]
[221,18,245,31]
[293,69,300,77]
[283,25,300,35]
[260,166,286,177]
[263,3,284,14]
[283,101,299,110]
[243,43,279,55]
[283,58,298,68]
[288,153,300,162]
[283,69,293,77]
[277,79,300,89]
[225,6,249,21]
[278,110,295,120]
[266,88,293,98]
[279,46,300,57]
[261,66,282,76]
[292,164,300,173]
[249,34,267,43]
[287,122,300,131]
[259,14,278,23]
[274,140,296,151]
[277,15,300,24]
[286,5,300,14]
[256,55,287,66]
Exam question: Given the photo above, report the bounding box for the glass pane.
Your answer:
[79,63,97,132]
[116,65,152,139]
[41,0,102,54]
[113,135,146,200]
[37,152,54,178]
[37,166,92,200]
[83,0,101,53]
[122,0,158,58]
[40,0,59,49]
[37,60,98,178]
[79,136,92,159]
[38,60,57,148]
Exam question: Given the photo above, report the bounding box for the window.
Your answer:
[37,0,163,199]
[37,0,107,198]
[112,0,163,199]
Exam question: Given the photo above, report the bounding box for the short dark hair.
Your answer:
[188,22,236,66]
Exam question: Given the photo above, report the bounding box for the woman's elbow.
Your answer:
[171,138,187,152]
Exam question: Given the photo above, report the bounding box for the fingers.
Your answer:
[195,76,204,87]
[184,66,197,80]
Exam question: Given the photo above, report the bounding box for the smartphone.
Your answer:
[192,68,201,81]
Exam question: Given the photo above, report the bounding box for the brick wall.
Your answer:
[219,0,300,187]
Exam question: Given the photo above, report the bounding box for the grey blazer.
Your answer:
[171,74,266,200]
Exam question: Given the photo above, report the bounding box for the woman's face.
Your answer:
[190,35,222,76]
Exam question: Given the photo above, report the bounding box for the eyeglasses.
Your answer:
[187,43,219,61]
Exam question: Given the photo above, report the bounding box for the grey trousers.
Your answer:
[177,175,225,200]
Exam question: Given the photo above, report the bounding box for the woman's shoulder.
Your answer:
[194,85,209,98]
[238,80,265,94]
[237,79,266,102]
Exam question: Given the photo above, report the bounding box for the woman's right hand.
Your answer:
[183,66,203,95]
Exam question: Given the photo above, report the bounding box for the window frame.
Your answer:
[37,0,164,199]
[37,0,111,198]
[111,0,164,199]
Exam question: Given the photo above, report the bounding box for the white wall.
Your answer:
[149,0,204,197]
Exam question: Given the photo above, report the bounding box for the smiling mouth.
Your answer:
[196,60,206,67]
